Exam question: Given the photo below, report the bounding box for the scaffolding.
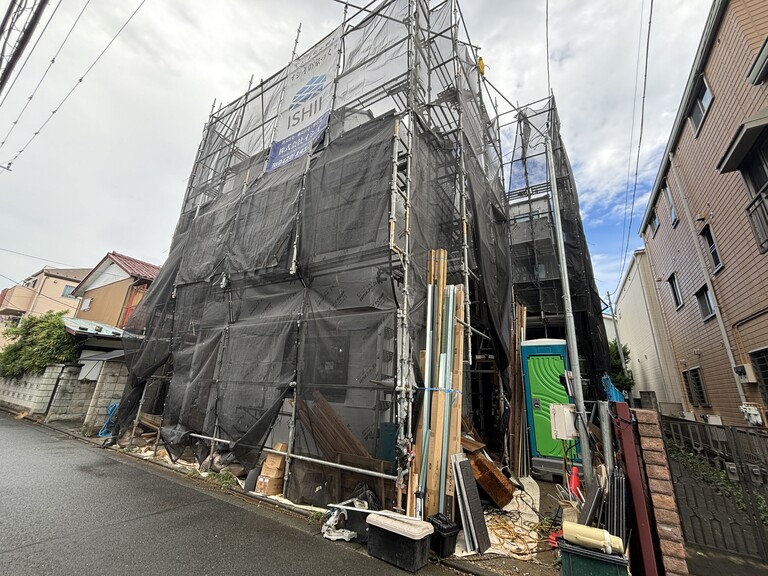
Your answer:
[502,95,610,388]
[117,0,512,512]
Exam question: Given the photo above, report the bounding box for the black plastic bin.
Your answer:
[366,514,434,572]
[428,513,459,558]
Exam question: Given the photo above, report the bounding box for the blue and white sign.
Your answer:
[266,28,341,173]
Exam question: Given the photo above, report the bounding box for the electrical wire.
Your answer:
[616,0,645,295]
[0,0,62,113]
[613,0,655,296]
[0,0,88,153]
[0,0,146,172]
[0,270,79,311]
[0,245,76,266]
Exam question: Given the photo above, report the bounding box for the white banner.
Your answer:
[266,27,341,172]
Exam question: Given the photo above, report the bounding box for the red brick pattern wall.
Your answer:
[634,409,689,576]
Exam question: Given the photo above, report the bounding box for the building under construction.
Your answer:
[115,0,608,517]
[504,97,611,389]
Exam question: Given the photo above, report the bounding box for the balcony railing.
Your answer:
[747,190,768,253]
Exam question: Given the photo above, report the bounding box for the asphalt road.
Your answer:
[0,412,455,576]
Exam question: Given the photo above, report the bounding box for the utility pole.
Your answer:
[545,134,593,485]
[606,291,629,379]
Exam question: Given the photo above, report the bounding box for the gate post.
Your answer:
[634,409,690,575]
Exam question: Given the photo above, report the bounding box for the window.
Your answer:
[743,135,768,253]
[747,36,768,85]
[663,182,678,226]
[682,367,709,407]
[749,348,768,403]
[689,79,713,134]
[699,225,722,271]
[649,209,660,236]
[81,297,92,312]
[744,135,768,195]
[668,273,683,308]
[695,285,714,320]
[61,285,76,298]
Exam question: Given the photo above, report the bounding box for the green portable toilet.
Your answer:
[521,339,571,467]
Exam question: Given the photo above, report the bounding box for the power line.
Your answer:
[0,245,161,284]
[0,0,146,172]
[0,0,84,151]
[0,245,77,267]
[0,0,62,114]
[613,0,654,296]
[0,270,80,311]
[616,0,646,293]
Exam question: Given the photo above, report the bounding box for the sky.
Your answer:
[0,0,712,302]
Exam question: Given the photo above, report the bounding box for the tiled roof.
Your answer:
[44,267,92,282]
[109,252,161,281]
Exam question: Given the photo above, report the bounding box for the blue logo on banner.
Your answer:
[265,112,330,172]
[289,75,327,110]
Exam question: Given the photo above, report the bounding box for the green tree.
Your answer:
[608,340,634,392]
[0,312,80,378]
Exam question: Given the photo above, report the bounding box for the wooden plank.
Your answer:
[311,390,371,458]
[424,429,439,516]
[426,359,448,517]
[433,249,447,373]
[406,470,418,517]
[461,436,486,453]
[296,398,337,459]
[444,285,464,519]
[466,450,516,509]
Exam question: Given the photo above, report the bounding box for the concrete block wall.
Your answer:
[0,364,70,415]
[82,360,128,436]
[44,366,95,424]
[633,408,689,576]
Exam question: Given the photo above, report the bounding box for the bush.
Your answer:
[608,340,634,391]
[0,312,80,378]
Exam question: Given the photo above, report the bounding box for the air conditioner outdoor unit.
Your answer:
[740,403,764,426]
[734,364,758,385]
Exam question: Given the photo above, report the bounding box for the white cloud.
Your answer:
[0,0,712,293]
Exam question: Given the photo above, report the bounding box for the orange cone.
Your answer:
[569,465,580,497]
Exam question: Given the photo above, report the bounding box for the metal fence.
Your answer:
[660,416,768,561]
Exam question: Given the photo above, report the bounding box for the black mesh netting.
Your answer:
[117,0,513,508]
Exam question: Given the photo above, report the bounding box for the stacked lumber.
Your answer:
[409,249,466,521]
[297,390,371,459]
[509,302,527,477]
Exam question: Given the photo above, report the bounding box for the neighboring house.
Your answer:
[615,250,685,416]
[0,266,90,318]
[0,316,128,434]
[73,252,161,329]
[602,314,616,344]
[0,267,91,349]
[640,0,768,425]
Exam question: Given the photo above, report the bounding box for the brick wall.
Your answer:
[44,366,94,424]
[634,408,689,576]
[0,364,72,415]
[82,360,128,436]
